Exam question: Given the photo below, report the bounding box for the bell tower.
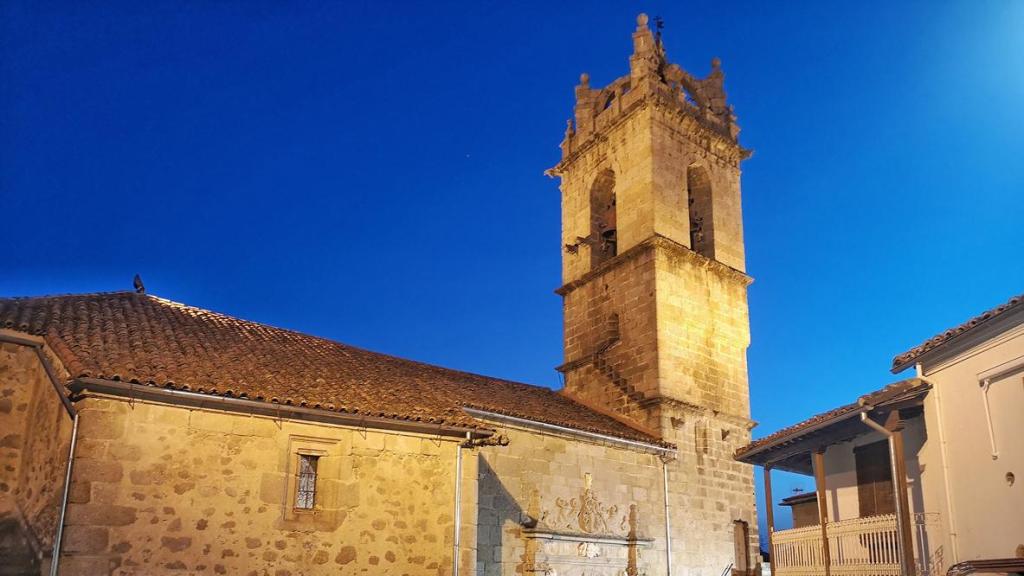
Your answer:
[550,14,759,574]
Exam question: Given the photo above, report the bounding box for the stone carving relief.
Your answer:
[522,473,649,576]
[550,473,627,536]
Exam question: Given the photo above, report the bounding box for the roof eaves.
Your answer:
[734,378,930,463]
[891,292,1024,373]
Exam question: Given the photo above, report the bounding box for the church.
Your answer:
[0,15,759,576]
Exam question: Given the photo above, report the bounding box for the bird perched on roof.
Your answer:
[133,274,145,294]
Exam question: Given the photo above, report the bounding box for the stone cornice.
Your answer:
[639,394,756,430]
[556,234,752,297]
[549,91,749,177]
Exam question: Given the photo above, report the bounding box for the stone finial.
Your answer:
[636,13,649,29]
[579,72,589,87]
[711,57,722,70]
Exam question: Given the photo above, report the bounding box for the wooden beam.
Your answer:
[891,427,917,576]
[764,467,777,576]
[813,451,831,576]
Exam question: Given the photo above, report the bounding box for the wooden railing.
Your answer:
[827,514,901,576]
[773,514,901,576]
[773,523,827,576]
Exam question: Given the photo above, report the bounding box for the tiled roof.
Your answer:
[892,292,1024,373]
[734,378,930,460]
[0,291,666,446]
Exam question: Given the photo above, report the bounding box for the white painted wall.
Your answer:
[917,326,1024,563]
[816,325,1024,566]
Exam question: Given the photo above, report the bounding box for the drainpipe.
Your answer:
[50,413,79,576]
[978,379,999,460]
[915,364,959,564]
[453,431,470,576]
[0,334,78,574]
[662,456,673,576]
[858,411,912,576]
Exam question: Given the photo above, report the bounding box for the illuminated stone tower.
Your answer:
[549,14,759,574]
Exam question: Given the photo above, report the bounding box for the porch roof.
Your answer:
[734,378,930,474]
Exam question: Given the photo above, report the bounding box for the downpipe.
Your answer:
[915,364,959,564]
[0,334,78,575]
[50,413,79,576]
[453,431,470,576]
[662,456,673,576]
[858,412,910,576]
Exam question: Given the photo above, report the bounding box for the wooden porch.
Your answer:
[772,513,942,576]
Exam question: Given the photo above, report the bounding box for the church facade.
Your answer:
[0,15,758,576]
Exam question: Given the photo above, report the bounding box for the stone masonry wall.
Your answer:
[661,410,759,576]
[474,421,669,576]
[654,245,751,419]
[560,106,655,285]
[60,395,468,576]
[0,340,75,566]
[649,107,746,273]
[561,244,661,429]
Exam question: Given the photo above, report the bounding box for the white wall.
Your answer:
[918,327,1024,563]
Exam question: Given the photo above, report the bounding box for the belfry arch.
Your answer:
[687,164,714,258]
[589,169,617,268]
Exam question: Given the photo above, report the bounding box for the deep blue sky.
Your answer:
[3,2,1022,537]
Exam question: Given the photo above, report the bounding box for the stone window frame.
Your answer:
[294,452,321,510]
[282,435,341,525]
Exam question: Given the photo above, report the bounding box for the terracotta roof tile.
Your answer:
[0,291,666,446]
[892,292,1024,372]
[734,377,930,459]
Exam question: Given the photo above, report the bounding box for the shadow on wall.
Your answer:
[475,454,647,575]
[476,456,524,573]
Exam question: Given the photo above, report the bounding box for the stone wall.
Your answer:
[59,395,468,576]
[474,420,669,576]
[561,242,661,428]
[0,340,75,569]
[661,410,759,576]
[654,245,751,419]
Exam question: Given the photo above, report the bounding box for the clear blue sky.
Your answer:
[3,1,1022,540]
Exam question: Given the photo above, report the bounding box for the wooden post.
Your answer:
[764,466,777,576]
[813,451,831,576]
[887,413,917,576]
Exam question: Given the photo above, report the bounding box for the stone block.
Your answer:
[57,556,115,575]
[74,458,123,483]
[66,503,137,526]
[63,525,109,554]
[78,412,126,440]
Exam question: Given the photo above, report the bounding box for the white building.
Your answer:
[736,292,1024,576]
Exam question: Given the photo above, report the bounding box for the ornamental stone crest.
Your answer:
[551,473,627,536]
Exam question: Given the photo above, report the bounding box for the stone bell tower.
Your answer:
[550,14,759,574]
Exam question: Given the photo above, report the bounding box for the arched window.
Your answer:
[590,170,617,268]
[687,165,714,259]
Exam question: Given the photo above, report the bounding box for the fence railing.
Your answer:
[826,514,900,576]
[773,524,828,576]
[773,513,940,576]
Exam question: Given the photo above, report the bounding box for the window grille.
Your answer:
[295,454,319,510]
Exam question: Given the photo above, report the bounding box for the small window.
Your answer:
[295,454,320,510]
